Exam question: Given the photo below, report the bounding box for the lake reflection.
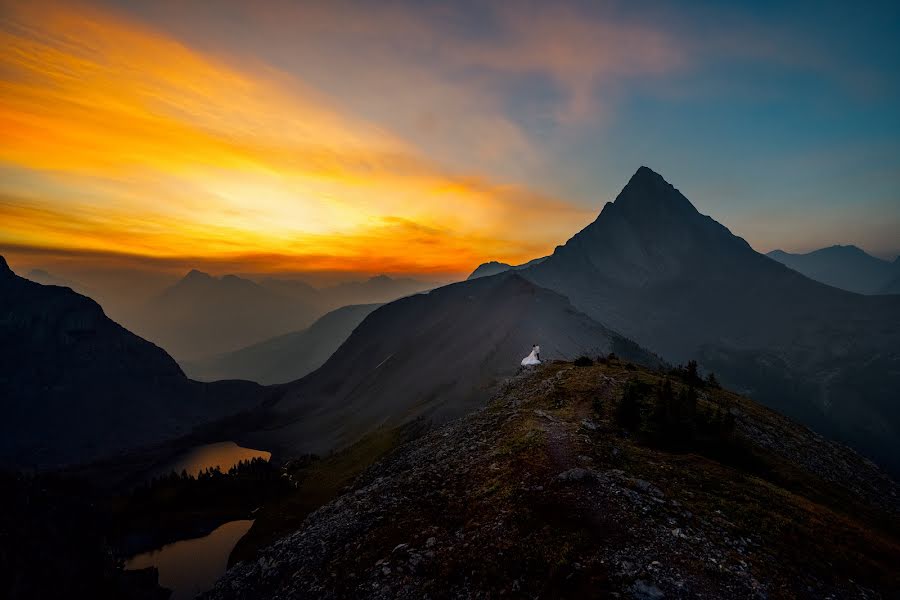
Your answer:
[154,441,271,479]
[125,519,253,599]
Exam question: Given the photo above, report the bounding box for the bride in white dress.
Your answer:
[521,344,541,366]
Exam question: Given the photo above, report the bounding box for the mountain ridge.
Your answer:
[183,303,382,384]
[237,273,661,459]
[467,257,548,280]
[207,362,900,599]
[766,244,897,294]
[0,256,265,469]
[522,166,900,471]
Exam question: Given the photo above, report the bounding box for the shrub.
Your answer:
[574,356,593,367]
[650,379,698,447]
[685,360,700,384]
[616,381,646,431]
[669,360,705,388]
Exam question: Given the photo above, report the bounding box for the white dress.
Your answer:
[521,346,541,366]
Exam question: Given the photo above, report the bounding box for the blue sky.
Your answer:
[2,0,898,284]
[118,0,900,256]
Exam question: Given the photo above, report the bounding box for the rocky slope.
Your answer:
[207,361,899,599]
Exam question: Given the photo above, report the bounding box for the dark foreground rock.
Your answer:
[206,362,900,599]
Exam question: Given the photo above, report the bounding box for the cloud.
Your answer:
[0,0,592,277]
[444,3,686,123]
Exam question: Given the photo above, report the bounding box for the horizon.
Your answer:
[2,0,900,284]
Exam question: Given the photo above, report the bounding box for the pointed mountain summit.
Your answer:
[0,255,12,278]
[546,167,753,287]
[523,167,900,471]
[613,165,698,214]
[184,268,213,281]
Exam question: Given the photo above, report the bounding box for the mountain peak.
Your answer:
[183,268,212,282]
[823,244,866,255]
[0,255,11,278]
[612,166,696,215]
[632,165,664,182]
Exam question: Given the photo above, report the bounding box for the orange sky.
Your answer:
[0,1,591,278]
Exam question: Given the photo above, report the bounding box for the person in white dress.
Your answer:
[521,344,541,366]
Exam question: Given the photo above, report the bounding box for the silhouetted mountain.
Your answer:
[318,275,436,307]
[135,270,324,361]
[183,303,381,384]
[256,277,322,304]
[878,257,900,294]
[522,166,900,470]
[24,268,87,293]
[0,257,264,469]
[128,272,436,362]
[467,257,547,280]
[881,273,900,294]
[238,273,659,458]
[767,245,896,294]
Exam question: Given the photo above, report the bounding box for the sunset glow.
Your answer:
[1,0,898,281]
[0,1,589,277]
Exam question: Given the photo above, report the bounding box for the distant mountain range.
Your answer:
[467,257,547,280]
[130,271,434,361]
[5,167,898,478]
[130,270,324,361]
[183,303,382,384]
[767,245,900,295]
[522,167,900,470]
[316,274,437,306]
[882,267,900,294]
[232,166,900,473]
[25,268,89,293]
[237,273,660,458]
[0,257,264,469]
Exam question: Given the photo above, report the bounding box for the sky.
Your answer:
[1,0,899,287]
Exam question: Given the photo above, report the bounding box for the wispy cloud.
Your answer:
[0,1,591,276]
[445,3,686,123]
